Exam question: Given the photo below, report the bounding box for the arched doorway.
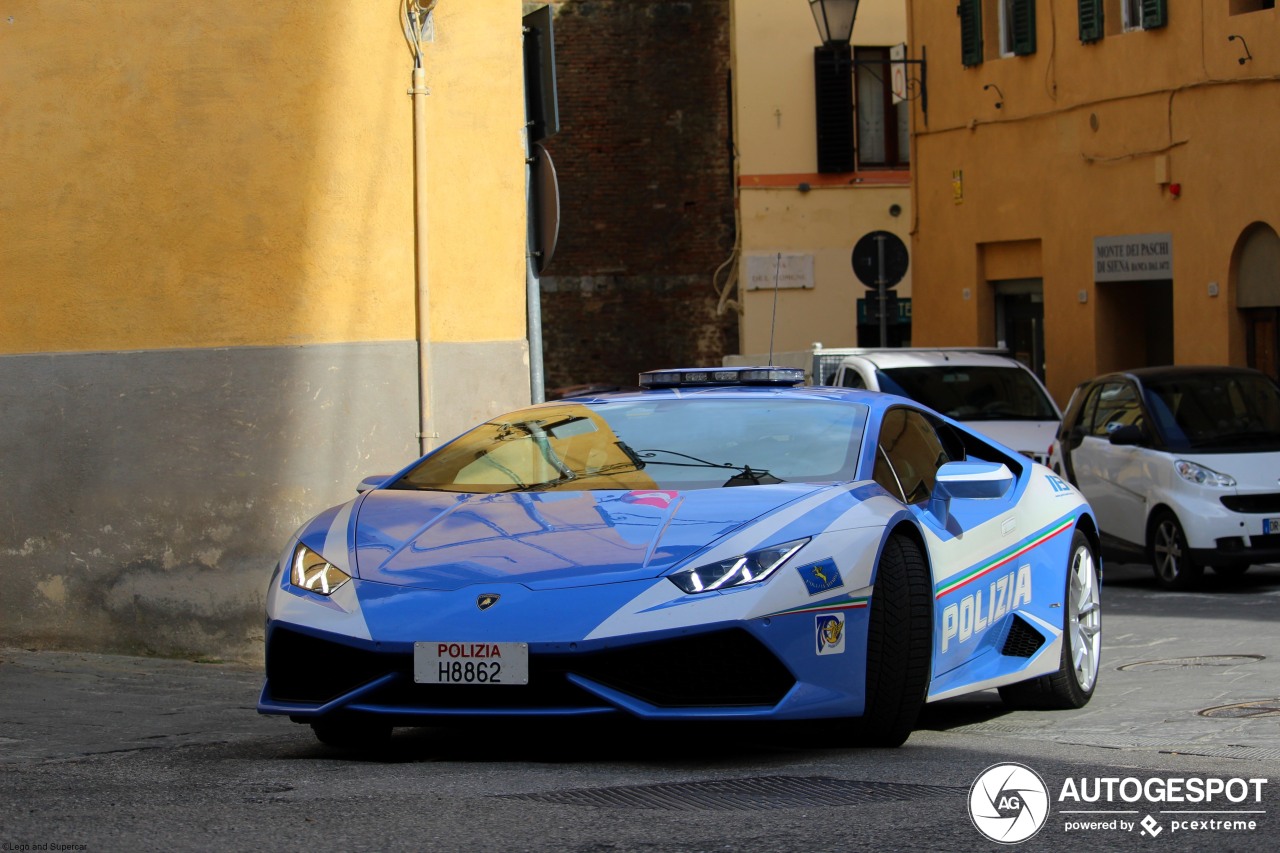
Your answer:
[1235,223,1280,381]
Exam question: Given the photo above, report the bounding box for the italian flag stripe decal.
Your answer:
[934,515,1076,600]
[770,596,870,618]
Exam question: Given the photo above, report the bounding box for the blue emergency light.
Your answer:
[638,366,806,389]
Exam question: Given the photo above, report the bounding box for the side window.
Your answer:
[841,368,866,389]
[1089,381,1145,436]
[1077,384,1103,434]
[873,408,954,504]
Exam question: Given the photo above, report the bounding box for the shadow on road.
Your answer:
[1101,559,1280,594]
[247,694,1020,766]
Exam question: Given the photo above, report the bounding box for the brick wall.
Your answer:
[539,0,738,391]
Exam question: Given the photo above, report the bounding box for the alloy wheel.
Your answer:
[1068,544,1101,693]
[1152,518,1184,584]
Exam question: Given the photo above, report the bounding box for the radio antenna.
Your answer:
[767,252,781,365]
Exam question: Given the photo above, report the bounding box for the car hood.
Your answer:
[351,484,827,591]
[959,420,1059,463]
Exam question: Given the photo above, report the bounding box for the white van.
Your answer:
[832,349,1062,465]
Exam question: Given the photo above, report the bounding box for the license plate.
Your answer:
[413,642,529,685]
[1265,518,1280,535]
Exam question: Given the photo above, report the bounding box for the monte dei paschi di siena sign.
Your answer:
[1094,233,1173,282]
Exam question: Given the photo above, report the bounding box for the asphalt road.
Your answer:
[2,561,1277,852]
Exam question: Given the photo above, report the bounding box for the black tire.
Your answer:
[1211,563,1251,577]
[999,529,1101,710]
[311,719,393,750]
[855,533,932,748]
[1148,509,1204,590]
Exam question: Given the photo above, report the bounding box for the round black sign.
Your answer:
[851,231,909,288]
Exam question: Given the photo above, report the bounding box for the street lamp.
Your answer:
[808,0,859,46]
[808,0,860,173]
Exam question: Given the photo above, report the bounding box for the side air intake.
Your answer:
[1001,615,1046,658]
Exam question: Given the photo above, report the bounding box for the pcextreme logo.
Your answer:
[967,763,1271,843]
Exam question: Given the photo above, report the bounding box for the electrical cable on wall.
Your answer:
[402,0,437,67]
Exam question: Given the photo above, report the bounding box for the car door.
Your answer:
[871,406,1024,678]
[1067,380,1149,546]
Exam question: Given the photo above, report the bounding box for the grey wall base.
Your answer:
[0,340,529,663]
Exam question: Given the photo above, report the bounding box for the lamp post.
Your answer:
[808,0,859,174]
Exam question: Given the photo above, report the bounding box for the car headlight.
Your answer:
[668,538,809,594]
[1174,460,1236,488]
[291,544,351,595]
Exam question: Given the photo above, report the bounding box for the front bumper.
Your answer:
[259,625,798,723]
[1179,490,1280,564]
[258,577,873,724]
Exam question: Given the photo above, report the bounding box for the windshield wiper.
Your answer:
[635,448,783,487]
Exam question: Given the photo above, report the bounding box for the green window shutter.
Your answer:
[1011,0,1037,56]
[1078,0,1104,43]
[958,0,983,67]
[1141,0,1167,29]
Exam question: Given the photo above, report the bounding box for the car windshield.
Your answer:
[1142,372,1280,452]
[876,366,1058,422]
[392,398,869,493]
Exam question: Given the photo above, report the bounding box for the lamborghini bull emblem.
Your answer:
[477,593,500,611]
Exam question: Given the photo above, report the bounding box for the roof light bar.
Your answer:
[638,366,806,389]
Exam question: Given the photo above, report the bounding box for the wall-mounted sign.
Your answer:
[1094,233,1173,282]
[890,43,908,105]
[857,296,913,325]
[745,253,815,290]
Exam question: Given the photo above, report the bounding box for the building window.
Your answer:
[855,47,909,169]
[1000,0,1038,56]
[959,0,983,66]
[1230,0,1276,14]
[1078,0,1104,43]
[1124,0,1167,31]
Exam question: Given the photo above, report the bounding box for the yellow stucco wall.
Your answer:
[732,0,911,355]
[907,0,1280,404]
[0,0,527,354]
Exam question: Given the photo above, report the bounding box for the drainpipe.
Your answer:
[412,62,436,455]
[404,2,437,455]
[525,138,545,404]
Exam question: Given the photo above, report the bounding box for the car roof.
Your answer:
[1086,365,1269,385]
[839,350,1030,370]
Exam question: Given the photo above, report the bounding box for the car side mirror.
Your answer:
[357,474,393,494]
[929,461,1015,526]
[1108,425,1145,446]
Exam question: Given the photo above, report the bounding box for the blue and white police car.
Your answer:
[259,367,1101,748]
